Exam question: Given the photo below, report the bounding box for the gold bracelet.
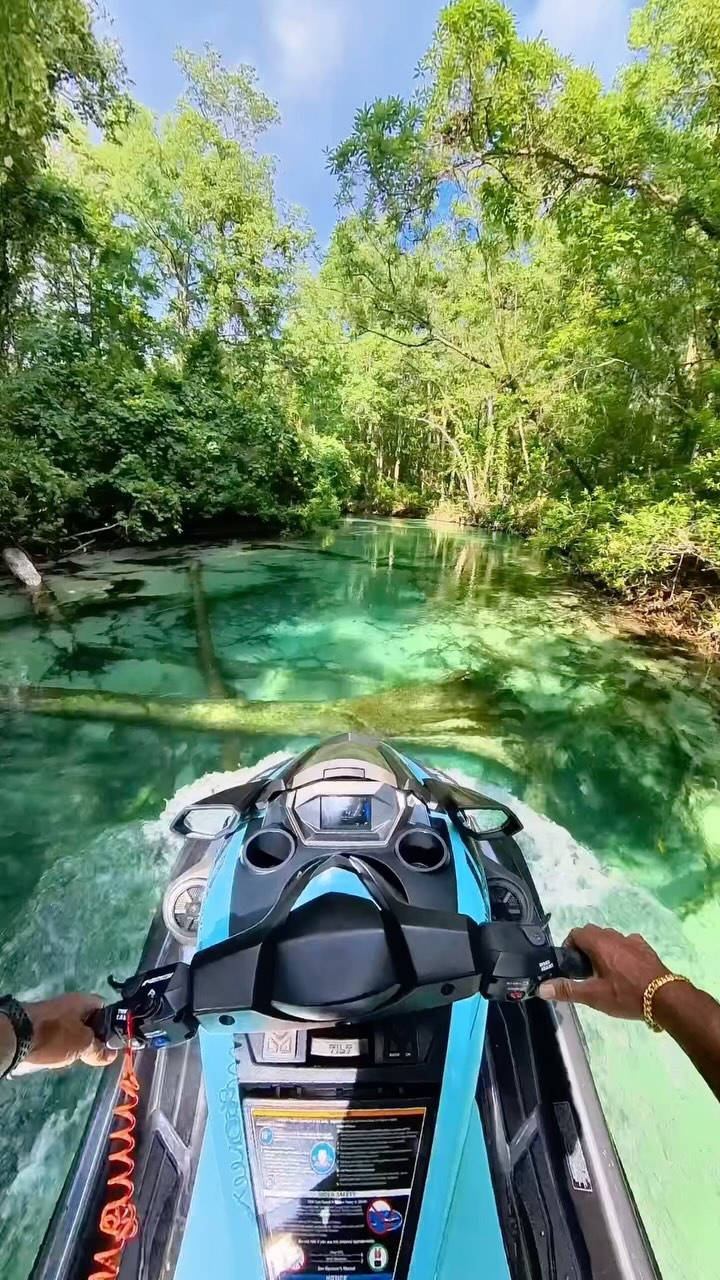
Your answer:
[642,973,690,1033]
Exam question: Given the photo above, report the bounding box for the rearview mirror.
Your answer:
[426,779,522,839]
[172,805,241,840]
[460,808,513,837]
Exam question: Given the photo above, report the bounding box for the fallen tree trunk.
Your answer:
[2,546,60,619]
[3,547,43,591]
[1,675,514,766]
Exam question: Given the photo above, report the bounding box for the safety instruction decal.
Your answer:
[245,1100,429,1280]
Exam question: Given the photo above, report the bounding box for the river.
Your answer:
[0,518,719,1278]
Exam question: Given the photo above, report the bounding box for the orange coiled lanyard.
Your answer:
[88,1012,140,1280]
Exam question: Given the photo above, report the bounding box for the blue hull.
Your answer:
[33,738,659,1280]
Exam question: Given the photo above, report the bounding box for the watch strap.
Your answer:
[0,994,33,1078]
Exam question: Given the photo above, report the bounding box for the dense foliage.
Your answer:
[2,0,720,645]
[0,13,355,545]
[321,0,720,645]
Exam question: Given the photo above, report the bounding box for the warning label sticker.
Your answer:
[245,1100,428,1280]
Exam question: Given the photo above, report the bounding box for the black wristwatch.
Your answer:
[0,995,33,1079]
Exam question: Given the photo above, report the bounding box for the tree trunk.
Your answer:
[0,211,13,369]
[517,420,530,473]
[436,408,476,515]
[495,423,509,505]
[482,400,495,498]
[3,548,43,591]
[1,675,516,767]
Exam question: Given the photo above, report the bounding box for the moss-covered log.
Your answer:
[1,675,514,765]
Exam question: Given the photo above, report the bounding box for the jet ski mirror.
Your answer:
[459,808,514,837]
[424,779,522,839]
[172,805,241,840]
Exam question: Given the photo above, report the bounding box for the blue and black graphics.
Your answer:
[31,737,660,1280]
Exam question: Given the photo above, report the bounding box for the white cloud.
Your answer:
[524,0,631,82]
[266,0,348,97]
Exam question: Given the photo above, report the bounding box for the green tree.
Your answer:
[0,33,352,550]
[97,48,304,357]
[0,0,126,359]
[328,0,720,643]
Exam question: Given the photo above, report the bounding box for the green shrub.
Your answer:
[292,478,343,530]
[0,341,357,548]
[361,476,428,517]
[303,433,359,501]
[0,435,85,545]
[535,490,720,592]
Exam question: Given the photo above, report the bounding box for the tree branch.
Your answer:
[354,329,433,350]
[447,144,720,241]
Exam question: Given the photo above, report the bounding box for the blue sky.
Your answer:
[105,0,637,245]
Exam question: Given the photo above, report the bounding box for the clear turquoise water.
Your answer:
[0,519,719,1277]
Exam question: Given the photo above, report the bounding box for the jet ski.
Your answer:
[33,736,659,1280]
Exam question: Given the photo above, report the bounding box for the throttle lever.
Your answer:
[473,923,594,1003]
[84,963,195,1051]
[554,946,593,981]
[85,1001,143,1050]
[84,1001,133,1050]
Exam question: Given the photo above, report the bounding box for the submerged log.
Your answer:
[188,560,243,770]
[0,674,514,766]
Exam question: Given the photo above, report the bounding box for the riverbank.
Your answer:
[604,579,720,659]
[527,558,720,662]
[422,502,720,661]
[5,506,719,662]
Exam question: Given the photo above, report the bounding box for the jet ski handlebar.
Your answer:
[87,854,592,1049]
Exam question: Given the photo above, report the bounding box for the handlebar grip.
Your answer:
[555,946,594,981]
[85,1004,119,1045]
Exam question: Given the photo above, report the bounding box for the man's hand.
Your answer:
[539,924,670,1019]
[14,994,117,1074]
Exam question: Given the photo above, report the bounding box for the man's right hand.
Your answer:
[539,923,720,1103]
[539,924,670,1019]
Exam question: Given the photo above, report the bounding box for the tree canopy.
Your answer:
[0,30,354,545]
[324,0,720,646]
[1,0,720,646]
